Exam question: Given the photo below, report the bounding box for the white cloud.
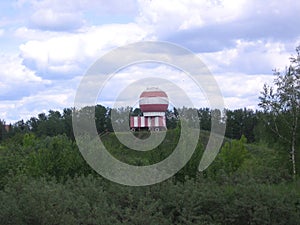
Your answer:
[62,62,212,110]
[0,29,4,37]
[0,75,81,123]
[81,62,275,113]
[200,40,291,74]
[16,0,137,14]
[136,0,300,54]
[0,55,41,82]
[0,54,51,100]
[14,27,61,40]
[0,90,73,123]
[19,23,149,78]
[136,0,247,37]
[30,9,84,31]
[2,0,300,124]
[15,0,138,31]
[0,102,15,122]
[215,73,275,109]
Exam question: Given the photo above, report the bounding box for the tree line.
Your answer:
[0,106,258,141]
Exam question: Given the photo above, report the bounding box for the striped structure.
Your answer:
[130,116,166,128]
[139,87,168,114]
[130,87,169,131]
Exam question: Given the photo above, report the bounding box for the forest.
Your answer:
[0,49,299,225]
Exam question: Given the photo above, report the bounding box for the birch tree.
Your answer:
[259,46,300,177]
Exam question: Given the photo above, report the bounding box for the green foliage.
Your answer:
[225,108,257,142]
[219,135,248,174]
[1,98,300,224]
[0,175,116,225]
[0,145,23,189]
[208,135,249,178]
[0,134,92,188]
[22,135,91,180]
[0,175,299,225]
[258,46,300,176]
[239,144,292,184]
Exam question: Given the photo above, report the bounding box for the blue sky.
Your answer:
[1,0,300,123]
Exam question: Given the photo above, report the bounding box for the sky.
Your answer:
[1,0,300,123]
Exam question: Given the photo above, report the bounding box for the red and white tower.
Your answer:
[130,87,169,131]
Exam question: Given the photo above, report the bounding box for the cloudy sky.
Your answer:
[1,0,300,123]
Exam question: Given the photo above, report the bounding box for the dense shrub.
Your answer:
[0,175,299,225]
[0,118,299,224]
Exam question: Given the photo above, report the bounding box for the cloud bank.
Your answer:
[1,0,300,122]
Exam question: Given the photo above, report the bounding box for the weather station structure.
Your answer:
[130,87,169,132]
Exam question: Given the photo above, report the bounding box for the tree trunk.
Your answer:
[291,143,296,178]
[291,122,297,178]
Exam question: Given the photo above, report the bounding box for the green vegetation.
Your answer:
[0,47,299,224]
[0,125,299,224]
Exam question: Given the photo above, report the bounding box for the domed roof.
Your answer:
[139,87,169,113]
